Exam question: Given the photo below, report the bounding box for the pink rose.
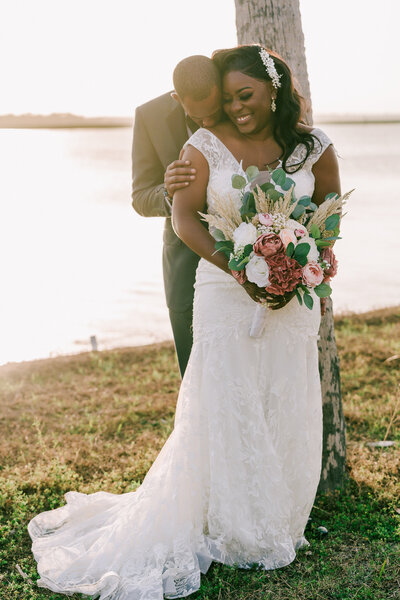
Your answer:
[259,212,273,227]
[321,247,338,282]
[253,233,284,258]
[295,226,307,238]
[265,253,303,295]
[231,269,247,285]
[279,228,297,248]
[302,261,324,287]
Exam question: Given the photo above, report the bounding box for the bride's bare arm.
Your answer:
[312,145,341,206]
[173,145,274,305]
[172,145,230,274]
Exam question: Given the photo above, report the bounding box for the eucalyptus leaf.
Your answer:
[245,165,259,181]
[325,213,340,231]
[260,182,275,194]
[231,174,247,190]
[240,190,257,219]
[211,228,226,242]
[298,195,311,207]
[281,179,294,191]
[308,202,318,211]
[325,192,339,201]
[290,204,305,220]
[267,189,283,202]
[271,168,286,187]
[310,224,321,239]
[303,293,314,310]
[314,282,332,298]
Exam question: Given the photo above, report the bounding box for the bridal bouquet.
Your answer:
[200,165,351,321]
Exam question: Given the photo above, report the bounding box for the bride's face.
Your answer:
[222,70,275,134]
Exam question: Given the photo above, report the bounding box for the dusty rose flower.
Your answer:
[231,269,247,285]
[279,228,297,248]
[265,253,303,295]
[258,212,273,227]
[253,233,284,258]
[302,261,324,287]
[321,247,338,281]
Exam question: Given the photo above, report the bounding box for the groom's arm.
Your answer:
[131,107,171,218]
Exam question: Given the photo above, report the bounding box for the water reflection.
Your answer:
[0,124,399,364]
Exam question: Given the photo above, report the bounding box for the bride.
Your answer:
[28,45,341,599]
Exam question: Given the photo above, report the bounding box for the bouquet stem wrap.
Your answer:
[249,303,269,338]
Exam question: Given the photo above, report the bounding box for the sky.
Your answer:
[1,0,399,117]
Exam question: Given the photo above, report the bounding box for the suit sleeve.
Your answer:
[131,107,171,218]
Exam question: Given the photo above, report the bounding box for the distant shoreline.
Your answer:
[0,113,399,129]
[0,114,132,129]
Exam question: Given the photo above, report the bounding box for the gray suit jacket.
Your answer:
[131,92,200,312]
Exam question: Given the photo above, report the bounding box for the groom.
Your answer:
[131,55,222,377]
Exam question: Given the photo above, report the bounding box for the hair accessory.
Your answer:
[271,98,276,112]
[258,47,282,90]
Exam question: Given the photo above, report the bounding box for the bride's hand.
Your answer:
[265,290,295,310]
[241,281,268,303]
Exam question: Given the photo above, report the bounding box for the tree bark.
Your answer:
[234,0,346,492]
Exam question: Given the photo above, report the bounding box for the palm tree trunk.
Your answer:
[234,0,346,492]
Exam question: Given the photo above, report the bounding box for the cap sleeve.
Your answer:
[183,128,221,170]
[306,127,334,167]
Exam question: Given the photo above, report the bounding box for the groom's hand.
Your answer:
[164,160,197,198]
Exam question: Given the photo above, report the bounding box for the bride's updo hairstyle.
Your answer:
[212,45,319,173]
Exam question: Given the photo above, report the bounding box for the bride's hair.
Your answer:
[211,45,319,173]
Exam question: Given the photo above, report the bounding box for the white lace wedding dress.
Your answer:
[28,127,333,600]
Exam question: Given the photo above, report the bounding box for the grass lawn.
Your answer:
[0,306,399,599]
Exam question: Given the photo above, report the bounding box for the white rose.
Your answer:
[233,222,258,251]
[301,236,319,262]
[285,218,303,231]
[245,254,270,288]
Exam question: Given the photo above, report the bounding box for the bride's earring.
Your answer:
[271,97,277,112]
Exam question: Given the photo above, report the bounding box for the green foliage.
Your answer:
[310,224,321,239]
[295,288,303,305]
[211,229,226,242]
[214,240,234,258]
[290,204,305,220]
[286,242,294,257]
[314,283,333,298]
[315,239,332,248]
[231,174,246,190]
[325,213,340,231]
[293,242,310,266]
[228,244,253,271]
[325,192,339,201]
[271,168,286,187]
[297,195,311,207]
[240,191,256,220]
[303,293,314,310]
[245,165,259,181]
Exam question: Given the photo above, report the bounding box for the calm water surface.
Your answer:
[1,123,399,364]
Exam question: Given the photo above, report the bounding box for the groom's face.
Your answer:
[179,85,222,128]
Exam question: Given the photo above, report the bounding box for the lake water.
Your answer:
[1,123,399,365]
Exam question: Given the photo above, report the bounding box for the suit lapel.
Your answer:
[167,103,188,158]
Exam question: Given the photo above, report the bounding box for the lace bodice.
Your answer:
[184,127,333,213]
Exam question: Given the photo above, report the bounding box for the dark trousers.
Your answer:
[168,306,193,378]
